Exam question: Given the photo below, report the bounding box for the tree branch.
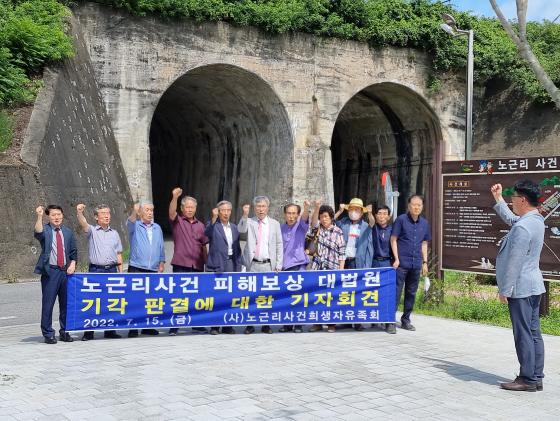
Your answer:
[490,0,560,108]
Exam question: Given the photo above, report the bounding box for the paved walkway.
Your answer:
[0,315,558,420]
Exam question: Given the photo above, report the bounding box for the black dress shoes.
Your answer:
[222,327,236,334]
[261,326,273,334]
[400,322,416,331]
[141,329,159,335]
[537,379,543,391]
[60,332,74,342]
[104,331,121,339]
[500,376,537,392]
[244,326,255,334]
[82,331,95,341]
[44,337,57,344]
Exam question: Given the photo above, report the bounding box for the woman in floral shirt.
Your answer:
[308,200,346,332]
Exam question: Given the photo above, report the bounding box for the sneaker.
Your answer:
[309,325,322,332]
[261,326,273,334]
[210,328,220,335]
[327,326,336,333]
[294,326,303,333]
[222,327,236,334]
[244,326,255,334]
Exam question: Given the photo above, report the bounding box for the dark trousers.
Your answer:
[396,267,421,324]
[372,259,391,268]
[508,295,545,384]
[172,264,202,273]
[85,264,119,337]
[40,266,67,338]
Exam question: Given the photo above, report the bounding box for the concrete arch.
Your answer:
[330,81,443,219]
[149,64,294,229]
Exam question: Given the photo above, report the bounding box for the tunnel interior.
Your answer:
[331,82,439,217]
[149,64,293,232]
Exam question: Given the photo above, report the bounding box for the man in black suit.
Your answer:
[34,205,78,344]
[204,200,243,335]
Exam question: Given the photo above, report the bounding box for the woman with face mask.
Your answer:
[333,198,375,331]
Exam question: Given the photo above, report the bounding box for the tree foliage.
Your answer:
[0,0,73,108]
[88,0,560,104]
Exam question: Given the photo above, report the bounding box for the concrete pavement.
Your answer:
[0,311,558,420]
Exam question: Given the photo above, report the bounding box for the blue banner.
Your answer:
[66,268,396,331]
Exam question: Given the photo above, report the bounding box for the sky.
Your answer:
[450,0,560,22]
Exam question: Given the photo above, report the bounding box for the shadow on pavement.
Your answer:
[421,357,511,385]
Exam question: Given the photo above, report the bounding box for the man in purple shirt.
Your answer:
[390,195,431,332]
[168,187,208,335]
[279,200,310,333]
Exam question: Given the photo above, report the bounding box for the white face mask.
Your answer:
[348,210,361,221]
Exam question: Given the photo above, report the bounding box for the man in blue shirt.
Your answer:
[390,195,431,332]
[127,201,165,337]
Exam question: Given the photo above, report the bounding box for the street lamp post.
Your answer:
[441,13,474,160]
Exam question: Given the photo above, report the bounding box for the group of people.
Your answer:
[33,188,431,343]
[31,177,549,393]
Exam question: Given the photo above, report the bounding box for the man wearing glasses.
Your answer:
[491,180,545,392]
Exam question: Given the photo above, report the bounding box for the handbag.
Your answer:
[305,226,320,257]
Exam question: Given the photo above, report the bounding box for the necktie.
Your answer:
[55,228,65,268]
[255,219,263,259]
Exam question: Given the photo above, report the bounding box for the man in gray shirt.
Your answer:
[491,180,546,392]
[77,203,123,341]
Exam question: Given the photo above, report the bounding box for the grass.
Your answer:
[0,110,13,152]
[409,272,560,336]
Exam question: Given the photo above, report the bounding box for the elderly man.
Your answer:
[491,181,546,392]
[34,205,77,344]
[127,201,165,337]
[335,198,373,331]
[390,195,431,332]
[77,203,123,341]
[279,200,310,333]
[168,188,208,335]
[205,200,243,335]
[238,196,283,334]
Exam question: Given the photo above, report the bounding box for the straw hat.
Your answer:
[343,198,368,212]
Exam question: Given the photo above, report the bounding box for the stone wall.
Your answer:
[0,16,132,277]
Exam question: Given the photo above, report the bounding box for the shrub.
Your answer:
[0,110,14,152]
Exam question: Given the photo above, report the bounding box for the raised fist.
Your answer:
[76,203,86,213]
[242,204,250,215]
[211,208,219,218]
[303,200,311,208]
[491,183,503,198]
[314,199,322,207]
[36,206,44,216]
[365,204,373,213]
[133,203,140,214]
[172,187,182,198]
[339,203,345,212]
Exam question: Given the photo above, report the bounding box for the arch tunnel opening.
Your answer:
[149,64,294,232]
[331,83,440,219]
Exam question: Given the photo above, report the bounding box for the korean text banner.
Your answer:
[66,269,396,331]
